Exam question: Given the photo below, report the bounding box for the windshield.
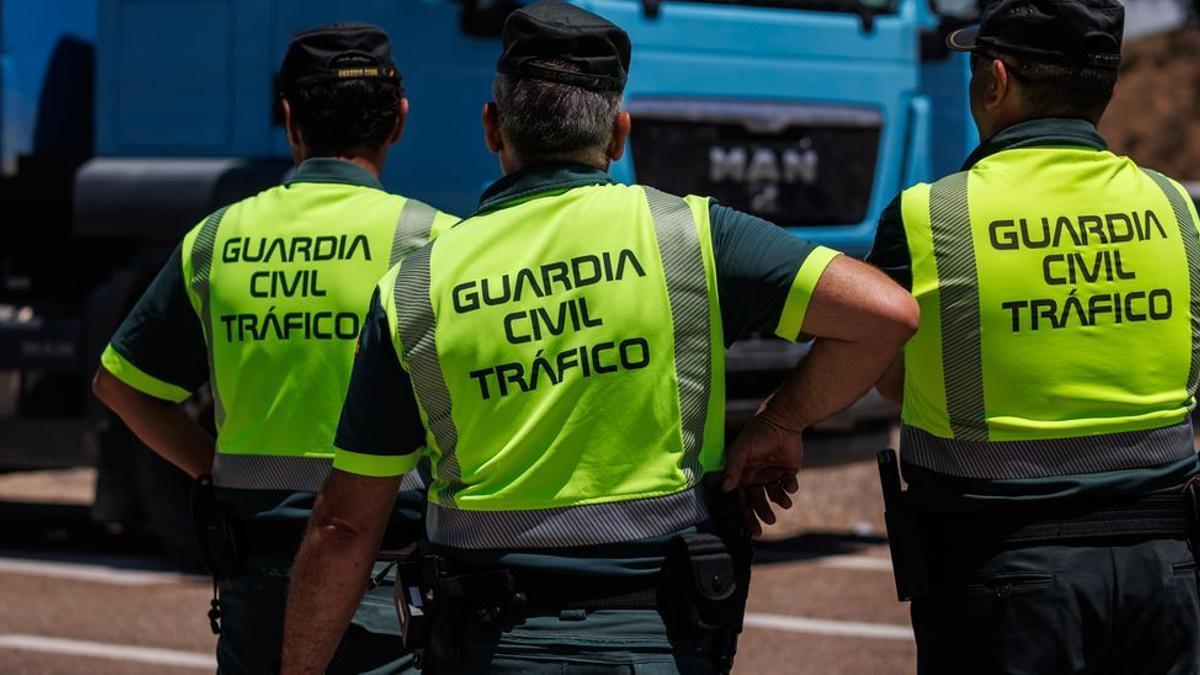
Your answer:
[930,0,980,19]
[642,0,901,15]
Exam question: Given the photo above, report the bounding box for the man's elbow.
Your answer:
[309,514,370,546]
[876,378,904,405]
[91,367,119,408]
[875,290,920,345]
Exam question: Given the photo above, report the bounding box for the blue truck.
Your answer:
[2,0,978,556]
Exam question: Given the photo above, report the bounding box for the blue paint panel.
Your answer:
[85,0,971,252]
[114,0,230,148]
[0,0,97,169]
[594,0,920,255]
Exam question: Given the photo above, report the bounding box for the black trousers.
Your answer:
[912,537,1200,675]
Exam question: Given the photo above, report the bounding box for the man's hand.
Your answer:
[723,413,802,535]
[718,256,917,533]
[723,412,802,491]
[281,470,401,675]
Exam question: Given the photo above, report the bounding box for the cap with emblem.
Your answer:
[497,1,631,92]
[947,0,1123,69]
[278,23,401,96]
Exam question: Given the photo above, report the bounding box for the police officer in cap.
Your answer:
[282,2,917,672]
[867,0,1200,671]
[93,23,456,674]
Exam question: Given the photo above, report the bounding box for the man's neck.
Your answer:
[504,154,608,176]
[297,154,384,177]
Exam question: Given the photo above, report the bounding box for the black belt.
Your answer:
[515,570,660,612]
[924,494,1189,549]
[438,564,661,613]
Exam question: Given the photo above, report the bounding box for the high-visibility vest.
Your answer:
[383,184,726,548]
[900,145,1200,480]
[182,180,452,491]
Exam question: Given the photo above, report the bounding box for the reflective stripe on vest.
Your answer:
[928,173,987,442]
[187,189,442,491]
[213,453,430,492]
[646,187,713,482]
[1143,169,1200,397]
[900,148,1200,477]
[191,205,230,428]
[394,185,719,549]
[393,243,464,503]
[903,420,1196,480]
[427,483,709,549]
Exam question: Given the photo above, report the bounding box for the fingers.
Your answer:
[783,474,799,494]
[766,481,793,509]
[723,443,749,492]
[738,489,763,537]
[749,486,776,526]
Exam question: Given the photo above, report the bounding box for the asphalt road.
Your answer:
[0,461,915,674]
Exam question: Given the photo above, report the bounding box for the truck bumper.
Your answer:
[74,157,291,240]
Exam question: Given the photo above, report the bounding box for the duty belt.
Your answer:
[924,493,1191,549]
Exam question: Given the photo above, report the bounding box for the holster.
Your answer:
[877,449,931,602]
[396,553,524,670]
[191,474,242,580]
[687,482,755,673]
[664,533,739,630]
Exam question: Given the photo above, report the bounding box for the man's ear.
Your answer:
[388,97,409,145]
[483,102,504,155]
[282,98,302,148]
[986,59,1011,110]
[608,111,631,162]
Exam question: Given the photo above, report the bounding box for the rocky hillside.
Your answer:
[1102,27,1200,179]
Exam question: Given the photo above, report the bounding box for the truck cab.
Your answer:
[3,0,977,555]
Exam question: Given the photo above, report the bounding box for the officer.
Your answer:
[280,3,918,673]
[91,23,456,674]
[866,1,1200,672]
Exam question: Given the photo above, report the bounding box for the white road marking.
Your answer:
[816,554,893,572]
[0,556,193,586]
[744,613,913,641]
[0,635,215,669]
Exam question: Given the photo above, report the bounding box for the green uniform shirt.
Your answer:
[102,158,455,523]
[336,163,838,573]
[867,119,1200,510]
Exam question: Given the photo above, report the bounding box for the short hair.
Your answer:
[975,53,1118,122]
[492,61,623,164]
[286,78,402,157]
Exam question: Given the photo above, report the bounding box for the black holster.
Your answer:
[877,449,932,601]
[395,553,522,670]
[689,481,754,673]
[192,474,242,580]
[192,474,242,634]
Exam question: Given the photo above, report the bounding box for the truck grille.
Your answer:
[628,99,882,226]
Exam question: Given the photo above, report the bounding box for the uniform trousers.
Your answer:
[912,537,1200,675]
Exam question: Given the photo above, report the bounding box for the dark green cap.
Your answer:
[497,1,631,92]
[947,0,1123,69]
[278,23,401,95]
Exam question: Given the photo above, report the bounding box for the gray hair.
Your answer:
[492,65,623,165]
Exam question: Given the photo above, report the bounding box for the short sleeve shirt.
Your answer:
[334,164,842,474]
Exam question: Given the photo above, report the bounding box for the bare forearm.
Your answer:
[762,336,904,431]
[281,522,379,674]
[282,471,401,674]
[875,355,905,405]
[92,368,214,477]
[766,256,918,429]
